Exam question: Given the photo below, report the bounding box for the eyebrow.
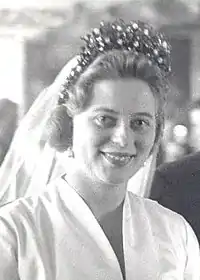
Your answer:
[92,107,154,119]
[92,107,118,115]
[131,112,154,119]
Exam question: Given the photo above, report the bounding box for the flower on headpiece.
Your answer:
[59,19,171,103]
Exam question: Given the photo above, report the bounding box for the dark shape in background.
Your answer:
[0,99,18,166]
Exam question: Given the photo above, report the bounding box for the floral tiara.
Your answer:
[59,19,171,104]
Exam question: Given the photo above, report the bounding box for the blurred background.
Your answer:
[0,0,200,166]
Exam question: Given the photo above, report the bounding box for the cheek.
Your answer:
[136,130,156,152]
[91,133,111,153]
[75,129,110,156]
[88,125,112,148]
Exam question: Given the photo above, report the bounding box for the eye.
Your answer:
[131,118,151,131]
[94,115,117,128]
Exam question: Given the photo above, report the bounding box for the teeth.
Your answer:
[105,153,131,162]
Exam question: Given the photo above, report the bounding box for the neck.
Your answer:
[65,169,127,221]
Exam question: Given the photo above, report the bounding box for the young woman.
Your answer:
[0,19,199,279]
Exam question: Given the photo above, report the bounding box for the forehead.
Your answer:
[86,78,156,115]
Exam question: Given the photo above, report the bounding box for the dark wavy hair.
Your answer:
[45,50,170,152]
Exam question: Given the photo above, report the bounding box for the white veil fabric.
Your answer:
[128,153,157,197]
[0,57,79,206]
[0,56,156,206]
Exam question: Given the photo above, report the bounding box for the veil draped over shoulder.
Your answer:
[0,56,156,206]
[0,58,79,205]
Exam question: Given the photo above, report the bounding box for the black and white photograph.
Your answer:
[0,0,200,279]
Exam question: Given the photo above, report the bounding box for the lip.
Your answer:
[100,151,135,167]
[101,151,134,157]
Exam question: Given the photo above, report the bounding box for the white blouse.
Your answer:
[0,177,199,280]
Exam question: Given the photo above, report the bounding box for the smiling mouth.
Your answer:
[100,151,134,167]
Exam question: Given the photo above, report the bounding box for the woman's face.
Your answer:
[72,78,156,185]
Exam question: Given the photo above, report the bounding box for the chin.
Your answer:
[98,172,129,186]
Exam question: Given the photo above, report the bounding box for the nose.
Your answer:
[111,120,132,149]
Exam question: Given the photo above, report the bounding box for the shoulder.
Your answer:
[128,191,183,222]
[127,191,191,242]
[156,152,200,177]
[153,152,200,191]
[128,192,200,249]
[0,178,61,227]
